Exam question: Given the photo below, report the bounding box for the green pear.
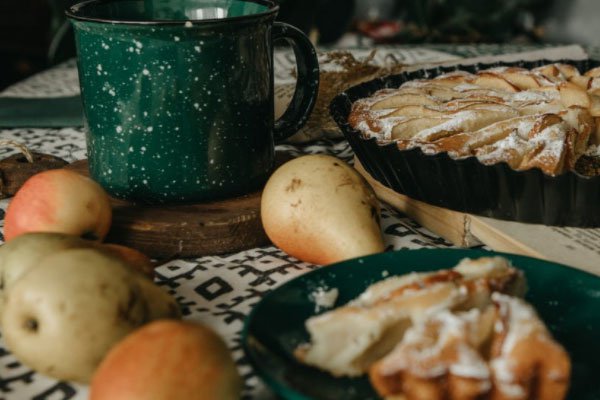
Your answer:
[2,248,148,383]
[0,232,93,318]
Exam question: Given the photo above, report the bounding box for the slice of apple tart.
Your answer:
[348,63,600,176]
[294,257,570,400]
[369,294,570,400]
[294,257,525,377]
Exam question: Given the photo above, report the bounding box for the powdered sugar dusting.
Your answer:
[454,82,482,92]
[349,63,594,175]
[412,110,478,140]
[490,293,543,398]
[379,309,491,381]
[310,287,339,312]
[512,89,558,103]
[586,144,600,156]
[296,257,567,399]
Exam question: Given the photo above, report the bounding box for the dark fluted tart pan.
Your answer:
[330,59,600,227]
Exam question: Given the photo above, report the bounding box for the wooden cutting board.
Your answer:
[354,158,600,276]
[65,158,289,260]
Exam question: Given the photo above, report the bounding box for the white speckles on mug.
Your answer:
[71,1,317,203]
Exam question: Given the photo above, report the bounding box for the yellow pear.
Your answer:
[261,155,385,265]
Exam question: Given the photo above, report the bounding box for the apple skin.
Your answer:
[3,169,112,242]
[90,320,241,400]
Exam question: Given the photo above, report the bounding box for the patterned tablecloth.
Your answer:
[0,44,591,400]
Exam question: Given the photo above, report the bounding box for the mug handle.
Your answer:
[272,22,320,142]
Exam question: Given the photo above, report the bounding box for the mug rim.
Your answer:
[66,0,278,26]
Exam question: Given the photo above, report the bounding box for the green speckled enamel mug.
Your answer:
[66,0,319,203]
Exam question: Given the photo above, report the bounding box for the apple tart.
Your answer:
[294,257,526,377]
[348,63,600,176]
[369,294,570,400]
[294,257,570,400]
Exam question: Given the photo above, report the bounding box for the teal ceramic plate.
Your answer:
[242,249,600,400]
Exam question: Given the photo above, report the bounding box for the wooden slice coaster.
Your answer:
[66,155,291,259]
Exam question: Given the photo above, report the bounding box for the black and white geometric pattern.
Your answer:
[0,60,80,99]
[0,45,537,399]
[0,135,455,400]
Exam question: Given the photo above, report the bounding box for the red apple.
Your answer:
[90,320,241,400]
[4,169,112,241]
